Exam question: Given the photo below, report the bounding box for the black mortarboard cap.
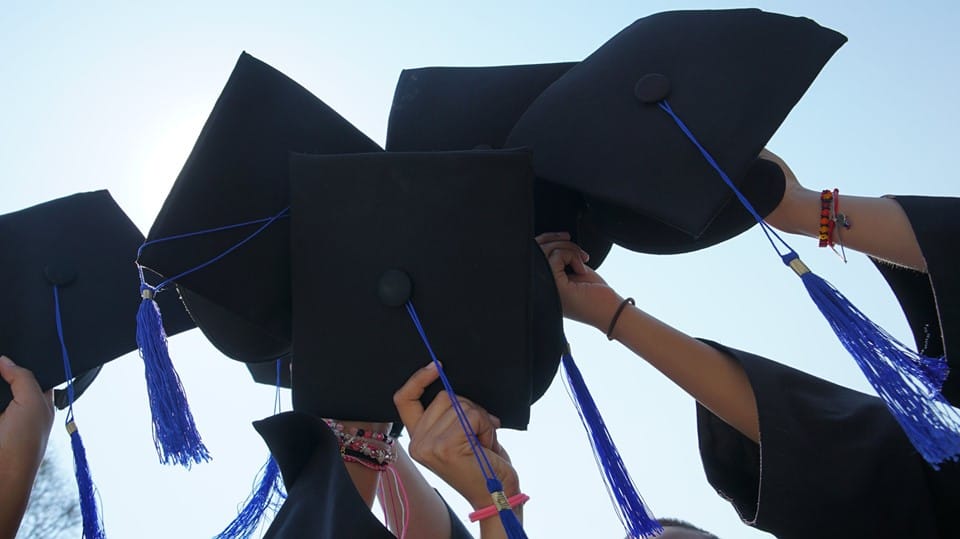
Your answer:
[138,52,381,363]
[0,191,195,411]
[506,9,846,253]
[289,150,563,429]
[386,63,613,266]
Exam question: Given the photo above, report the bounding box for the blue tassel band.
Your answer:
[562,350,663,538]
[136,288,211,467]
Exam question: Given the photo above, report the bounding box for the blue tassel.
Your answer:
[214,456,286,539]
[918,356,950,393]
[562,350,663,539]
[68,420,106,539]
[785,253,960,467]
[136,286,211,467]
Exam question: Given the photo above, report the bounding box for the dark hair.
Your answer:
[657,517,720,539]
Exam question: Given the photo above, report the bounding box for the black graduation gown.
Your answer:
[255,411,474,539]
[695,196,960,538]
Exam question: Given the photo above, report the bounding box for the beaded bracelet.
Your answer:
[818,189,835,247]
[818,188,852,260]
[324,419,395,443]
[468,493,530,522]
[324,419,397,468]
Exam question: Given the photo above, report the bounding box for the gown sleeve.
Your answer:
[868,196,960,404]
[694,340,954,538]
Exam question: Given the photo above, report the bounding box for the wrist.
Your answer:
[584,289,625,332]
[767,187,821,236]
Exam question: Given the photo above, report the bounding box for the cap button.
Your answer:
[634,73,671,104]
[378,269,413,307]
[43,263,77,287]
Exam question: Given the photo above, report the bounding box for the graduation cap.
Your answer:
[386,63,614,267]
[138,51,381,365]
[506,8,847,253]
[0,191,195,409]
[508,9,960,466]
[287,150,651,538]
[288,149,563,430]
[0,191,196,537]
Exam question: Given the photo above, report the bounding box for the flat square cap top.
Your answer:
[289,150,563,428]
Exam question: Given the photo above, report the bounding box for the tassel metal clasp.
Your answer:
[66,420,78,435]
[141,287,155,300]
[788,257,811,276]
[491,491,511,511]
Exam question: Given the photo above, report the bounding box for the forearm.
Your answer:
[610,304,760,443]
[380,447,452,538]
[0,468,38,539]
[770,188,926,272]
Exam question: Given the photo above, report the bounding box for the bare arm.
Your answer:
[378,445,453,539]
[761,149,926,272]
[537,234,760,443]
[0,356,55,539]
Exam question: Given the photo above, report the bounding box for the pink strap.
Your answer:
[468,493,530,523]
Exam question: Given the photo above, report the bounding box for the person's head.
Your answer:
[626,518,720,539]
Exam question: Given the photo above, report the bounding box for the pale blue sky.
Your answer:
[2,2,959,538]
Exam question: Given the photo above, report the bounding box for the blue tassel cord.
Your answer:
[214,456,287,539]
[656,99,960,466]
[562,349,663,538]
[405,302,529,539]
[134,207,290,467]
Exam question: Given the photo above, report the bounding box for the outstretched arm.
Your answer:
[761,149,926,271]
[0,356,55,539]
[537,234,760,443]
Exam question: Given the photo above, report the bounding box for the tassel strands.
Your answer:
[136,285,210,467]
[213,456,287,539]
[67,420,107,539]
[562,349,663,538]
[786,253,960,467]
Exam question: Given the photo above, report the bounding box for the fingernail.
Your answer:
[580,250,590,261]
[0,356,13,367]
[425,361,438,370]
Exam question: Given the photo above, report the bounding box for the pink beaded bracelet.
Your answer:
[468,493,530,522]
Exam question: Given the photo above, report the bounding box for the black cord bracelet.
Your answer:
[606,297,635,340]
